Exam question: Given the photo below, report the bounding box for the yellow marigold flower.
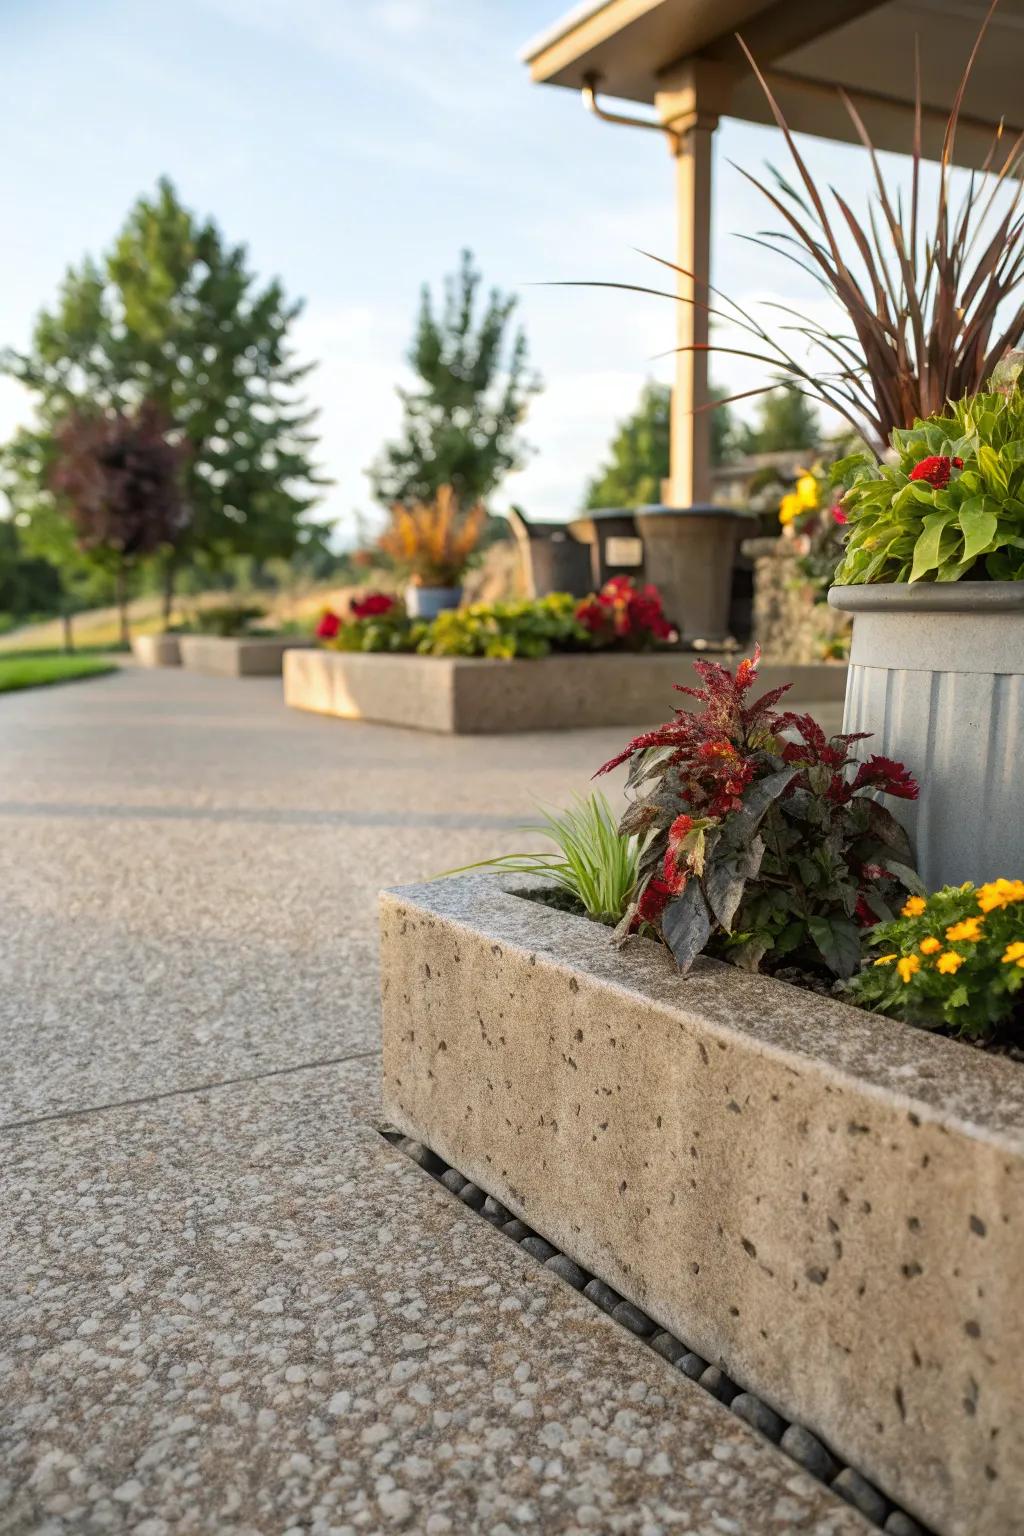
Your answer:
[873,953,898,966]
[946,917,983,943]
[977,878,1024,913]
[937,950,965,975]
[779,493,801,526]
[919,937,942,955]
[901,896,927,917]
[897,954,921,983]
[795,472,819,509]
[1002,941,1024,966]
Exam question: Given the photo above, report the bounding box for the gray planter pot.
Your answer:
[828,581,1024,888]
[404,584,462,620]
[633,505,746,643]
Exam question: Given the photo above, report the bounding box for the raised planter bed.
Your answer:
[285,649,847,734]
[380,871,1024,1536]
[179,634,305,678]
[130,633,181,668]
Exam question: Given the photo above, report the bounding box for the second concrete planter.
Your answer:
[829,581,1024,887]
[380,872,1024,1536]
[179,634,305,677]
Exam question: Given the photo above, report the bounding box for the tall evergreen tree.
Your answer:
[585,381,736,508]
[369,249,541,507]
[2,178,325,608]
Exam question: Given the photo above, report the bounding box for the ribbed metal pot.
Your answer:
[828,582,1024,888]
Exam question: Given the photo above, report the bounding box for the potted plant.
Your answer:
[379,484,483,618]
[828,377,1024,888]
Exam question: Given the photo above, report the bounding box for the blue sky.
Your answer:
[0,0,896,540]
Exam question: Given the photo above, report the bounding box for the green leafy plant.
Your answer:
[847,879,1024,1038]
[190,603,266,637]
[597,650,921,978]
[417,594,588,659]
[834,383,1024,582]
[443,793,645,926]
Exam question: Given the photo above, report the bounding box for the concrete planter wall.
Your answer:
[829,582,1024,887]
[179,634,305,678]
[380,873,1024,1536]
[130,633,181,668]
[284,647,847,734]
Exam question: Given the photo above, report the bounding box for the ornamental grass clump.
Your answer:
[834,380,1024,583]
[443,793,644,926]
[848,881,1024,1038]
[597,649,920,977]
[379,484,484,587]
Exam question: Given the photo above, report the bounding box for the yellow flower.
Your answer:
[901,896,927,917]
[977,879,1024,913]
[874,953,898,966]
[919,937,942,955]
[946,917,983,943]
[795,472,820,510]
[897,955,921,984]
[1002,942,1024,967]
[937,950,965,974]
[779,493,802,526]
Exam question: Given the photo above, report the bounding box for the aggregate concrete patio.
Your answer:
[0,665,861,1534]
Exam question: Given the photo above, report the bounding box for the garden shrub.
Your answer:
[598,648,920,978]
[835,381,1024,584]
[191,603,266,637]
[847,881,1024,1039]
[418,594,586,659]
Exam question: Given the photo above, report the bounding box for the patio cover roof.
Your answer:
[523,0,1024,167]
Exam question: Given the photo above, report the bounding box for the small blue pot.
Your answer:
[405,584,462,620]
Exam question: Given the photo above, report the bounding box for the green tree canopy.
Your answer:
[2,178,325,585]
[584,381,736,509]
[737,384,820,455]
[369,249,541,508]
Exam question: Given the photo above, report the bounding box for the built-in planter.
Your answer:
[130,633,181,667]
[380,872,1024,1536]
[829,582,1024,888]
[284,648,847,734]
[179,634,305,678]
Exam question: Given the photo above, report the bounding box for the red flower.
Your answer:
[315,610,341,639]
[855,893,877,927]
[831,505,848,526]
[909,455,958,489]
[351,591,395,620]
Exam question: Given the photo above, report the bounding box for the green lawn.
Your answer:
[0,654,117,694]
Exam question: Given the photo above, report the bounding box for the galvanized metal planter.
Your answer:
[829,582,1024,888]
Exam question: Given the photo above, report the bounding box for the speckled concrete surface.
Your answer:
[1,1058,865,1535]
[0,666,863,1533]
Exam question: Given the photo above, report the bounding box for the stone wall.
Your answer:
[745,536,850,663]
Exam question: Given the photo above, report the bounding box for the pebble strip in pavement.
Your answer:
[389,1132,930,1536]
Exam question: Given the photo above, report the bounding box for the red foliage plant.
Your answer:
[597,648,920,978]
[575,575,677,650]
[51,400,189,559]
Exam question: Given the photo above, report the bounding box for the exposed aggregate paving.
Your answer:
[1,665,864,1533]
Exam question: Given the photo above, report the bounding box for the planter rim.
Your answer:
[633,502,751,521]
[829,580,1024,613]
[383,871,1024,1148]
